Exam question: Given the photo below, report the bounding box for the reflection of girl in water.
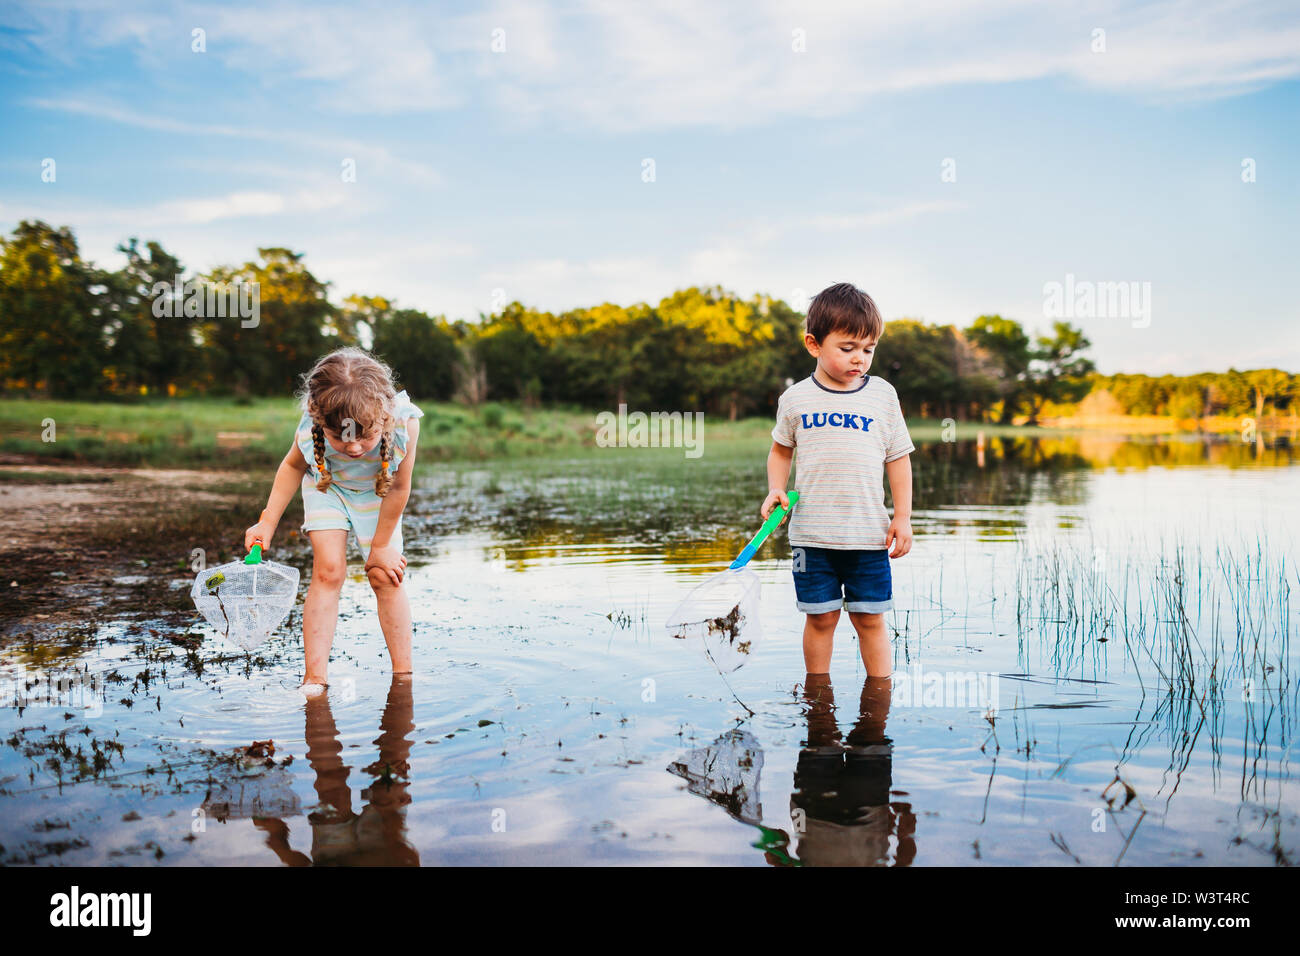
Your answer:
[253,675,419,866]
[786,674,916,866]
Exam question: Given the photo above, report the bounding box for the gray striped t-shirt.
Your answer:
[772,374,914,550]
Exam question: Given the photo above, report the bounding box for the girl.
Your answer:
[244,347,423,695]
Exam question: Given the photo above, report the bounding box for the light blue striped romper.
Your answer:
[296,390,424,559]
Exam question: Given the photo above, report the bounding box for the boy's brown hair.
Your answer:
[804,282,883,343]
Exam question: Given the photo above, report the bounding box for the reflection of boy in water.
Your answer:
[253,674,419,866]
[786,674,915,866]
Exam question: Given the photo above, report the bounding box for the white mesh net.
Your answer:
[191,557,300,651]
[665,568,763,674]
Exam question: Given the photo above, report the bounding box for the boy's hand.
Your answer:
[760,489,791,524]
[365,544,407,586]
[885,516,912,558]
[244,517,277,553]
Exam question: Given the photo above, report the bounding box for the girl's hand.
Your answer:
[760,489,791,523]
[365,545,407,586]
[885,516,912,558]
[244,516,277,553]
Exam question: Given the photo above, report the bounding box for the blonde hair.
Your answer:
[297,347,400,497]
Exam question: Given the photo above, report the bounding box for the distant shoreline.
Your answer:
[1033,414,1299,434]
[1,397,1293,472]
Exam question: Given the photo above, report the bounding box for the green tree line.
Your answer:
[1,220,1294,421]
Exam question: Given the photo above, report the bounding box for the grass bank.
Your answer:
[1,396,1086,470]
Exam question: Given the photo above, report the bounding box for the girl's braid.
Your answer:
[375,431,393,497]
[308,401,334,492]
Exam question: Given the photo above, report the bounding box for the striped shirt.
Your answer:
[772,374,914,550]
[295,389,424,495]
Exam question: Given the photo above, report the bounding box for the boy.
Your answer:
[761,282,914,677]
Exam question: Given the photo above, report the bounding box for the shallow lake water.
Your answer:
[2,432,1296,865]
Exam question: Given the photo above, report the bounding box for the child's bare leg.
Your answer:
[847,611,891,678]
[303,530,348,684]
[802,609,840,673]
[367,569,412,673]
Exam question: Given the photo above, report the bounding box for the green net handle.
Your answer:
[245,509,267,564]
[729,489,800,570]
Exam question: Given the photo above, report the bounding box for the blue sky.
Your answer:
[2,0,1298,374]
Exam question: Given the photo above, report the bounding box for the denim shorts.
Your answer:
[792,546,892,614]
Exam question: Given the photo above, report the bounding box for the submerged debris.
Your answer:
[201,741,300,822]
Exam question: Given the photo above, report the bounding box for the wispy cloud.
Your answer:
[806,200,967,232]
[8,1,1300,130]
[13,187,351,229]
[467,0,1300,128]
[152,189,347,225]
[24,97,444,187]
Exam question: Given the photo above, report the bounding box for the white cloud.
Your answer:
[8,0,1300,130]
[806,200,968,231]
[478,254,683,312]
[309,238,480,307]
[15,184,355,230]
[24,97,444,187]
[151,188,347,225]
[465,0,1300,129]
[687,241,749,279]
[203,3,463,114]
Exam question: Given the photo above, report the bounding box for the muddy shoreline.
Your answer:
[0,458,295,642]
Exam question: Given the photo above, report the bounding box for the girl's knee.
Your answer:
[311,560,347,589]
[366,566,400,591]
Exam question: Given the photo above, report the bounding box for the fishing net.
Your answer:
[191,550,299,651]
[663,491,797,676]
[665,568,763,674]
[667,728,765,825]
